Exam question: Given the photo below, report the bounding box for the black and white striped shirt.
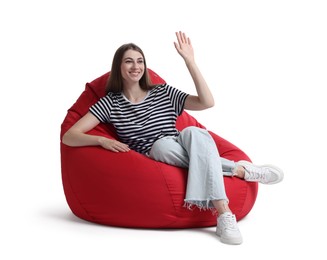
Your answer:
[89,83,189,154]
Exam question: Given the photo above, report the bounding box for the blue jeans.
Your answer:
[148,126,237,210]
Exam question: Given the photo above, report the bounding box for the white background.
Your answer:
[1,0,327,258]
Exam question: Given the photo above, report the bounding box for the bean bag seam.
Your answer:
[236,181,258,220]
[236,182,248,219]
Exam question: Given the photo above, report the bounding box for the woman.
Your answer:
[62,31,284,245]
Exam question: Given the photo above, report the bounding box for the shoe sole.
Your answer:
[216,230,243,245]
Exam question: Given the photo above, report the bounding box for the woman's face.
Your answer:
[121,49,145,84]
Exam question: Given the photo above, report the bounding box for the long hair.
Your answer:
[105,43,153,94]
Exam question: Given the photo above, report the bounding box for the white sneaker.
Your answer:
[216,212,243,245]
[237,160,284,185]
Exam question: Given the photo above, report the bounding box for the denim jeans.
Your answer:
[148,126,237,210]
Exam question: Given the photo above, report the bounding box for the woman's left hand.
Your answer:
[174,31,195,63]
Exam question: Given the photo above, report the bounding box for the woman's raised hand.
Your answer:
[174,31,195,63]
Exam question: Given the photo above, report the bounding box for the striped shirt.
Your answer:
[89,83,189,154]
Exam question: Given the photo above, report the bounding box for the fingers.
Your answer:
[101,138,130,153]
[111,142,130,152]
[175,31,191,46]
[111,147,128,152]
[174,31,194,62]
[175,31,182,46]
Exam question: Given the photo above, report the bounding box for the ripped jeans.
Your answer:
[147,126,238,210]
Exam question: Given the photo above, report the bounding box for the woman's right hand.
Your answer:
[99,137,130,152]
[63,112,130,153]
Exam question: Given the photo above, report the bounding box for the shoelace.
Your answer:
[244,166,270,182]
[222,214,238,230]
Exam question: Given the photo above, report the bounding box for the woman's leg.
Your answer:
[148,127,242,245]
[176,126,242,245]
[148,135,189,168]
[149,127,230,210]
[176,126,229,210]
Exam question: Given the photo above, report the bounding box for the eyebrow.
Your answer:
[123,57,143,61]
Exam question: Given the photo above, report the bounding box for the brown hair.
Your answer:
[105,43,154,94]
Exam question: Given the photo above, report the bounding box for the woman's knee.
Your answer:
[148,137,189,167]
[180,126,209,139]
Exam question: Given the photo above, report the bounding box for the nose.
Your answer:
[131,61,139,68]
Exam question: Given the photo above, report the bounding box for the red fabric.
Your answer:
[60,69,258,228]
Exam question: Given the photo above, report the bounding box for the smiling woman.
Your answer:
[120,50,149,103]
[60,31,285,246]
[63,32,288,247]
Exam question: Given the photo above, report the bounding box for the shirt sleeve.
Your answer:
[165,84,189,116]
[89,95,112,123]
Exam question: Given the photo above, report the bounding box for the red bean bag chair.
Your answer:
[60,69,258,228]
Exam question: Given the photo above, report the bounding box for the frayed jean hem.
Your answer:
[183,198,229,216]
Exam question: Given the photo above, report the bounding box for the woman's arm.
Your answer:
[62,111,130,152]
[174,31,215,111]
